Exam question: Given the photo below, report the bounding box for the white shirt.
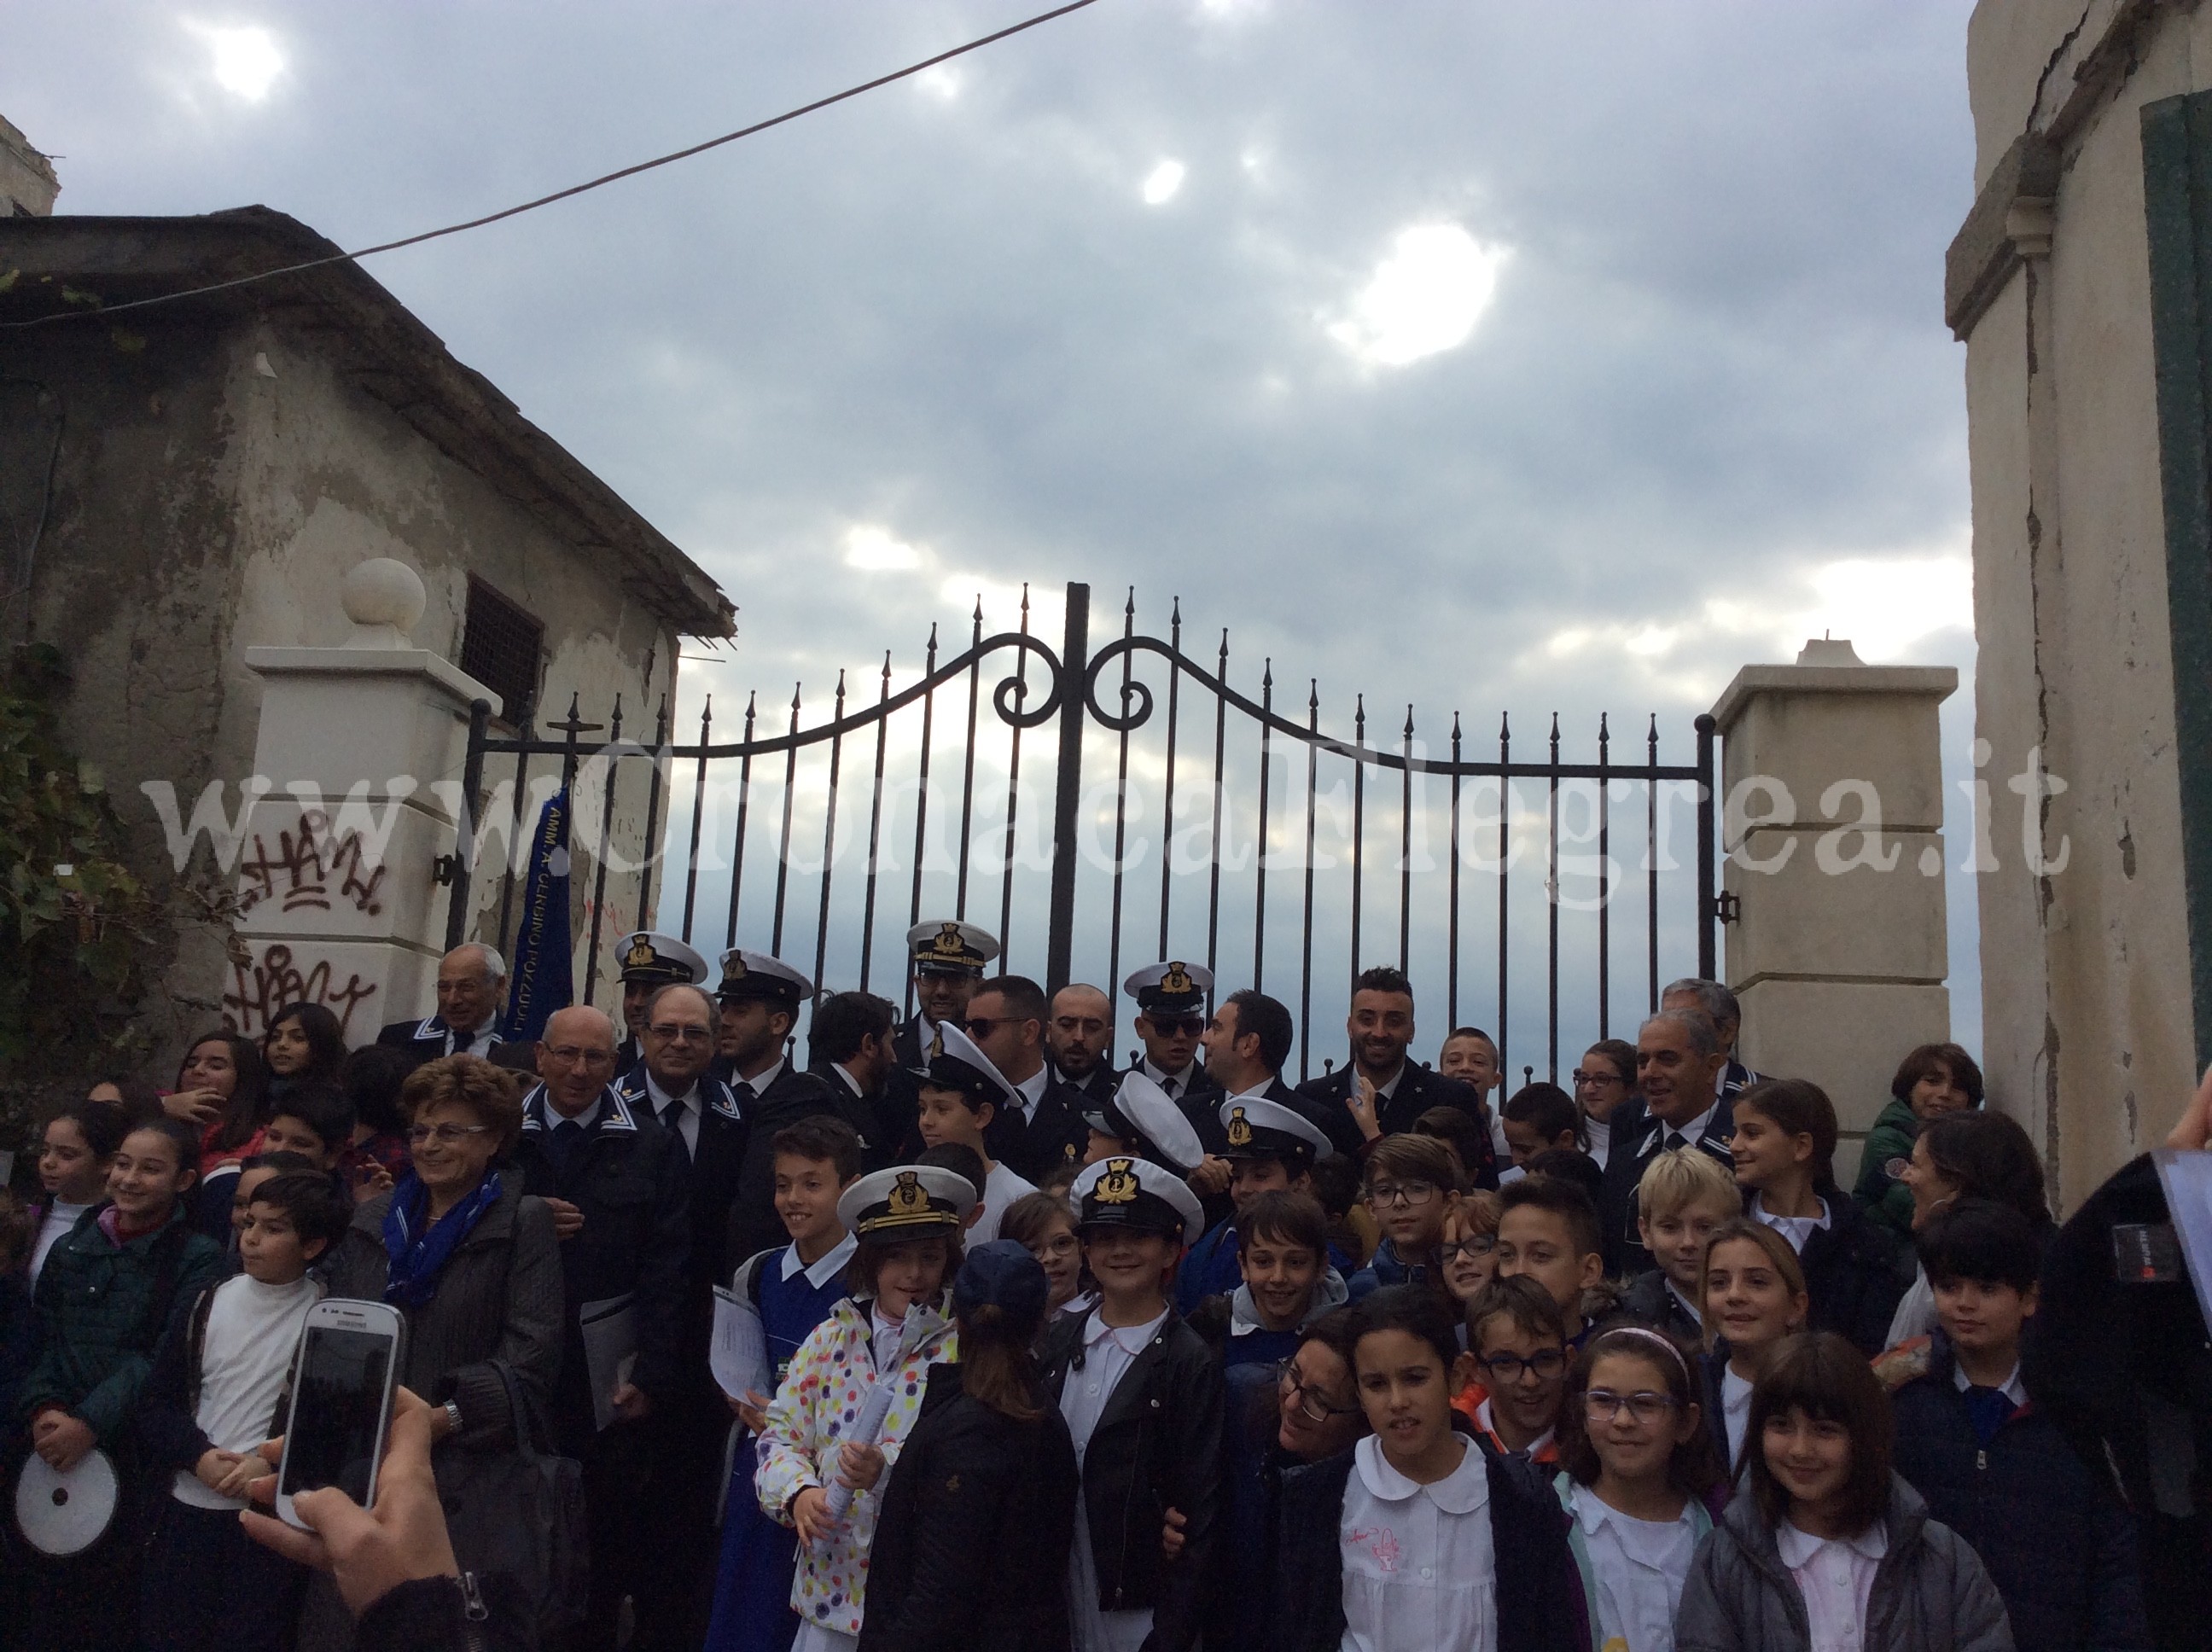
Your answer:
[1585,1113,1612,1170]
[1644,1097,1720,1157]
[1063,1307,1173,1652]
[1721,1366,1755,1472]
[970,1160,1037,1245]
[446,1014,499,1056]
[643,1073,700,1157]
[731,1057,786,1111]
[1776,1518,1888,1652]
[831,1062,869,1102]
[172,1273,322,1509]
[1952,1360,2028,1405]
[1339,1433,1496,1652]
[1566,1482,1701,1652]
[1008,1066,1050,1122]
[868,1304,909,1375]
[1667,1279,1703,1328]
[782,1232,858,1288]
[1752,1192,1832,1254]
[1473,1395,1553,1462]
[32,1200,88,1284]
[1140,1057,1202,1097]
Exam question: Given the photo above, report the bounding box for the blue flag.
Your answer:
[504,788,573,1044]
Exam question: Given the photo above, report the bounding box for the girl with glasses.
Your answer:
[1554,1326,1728,1652]
[999,1190,1094,1321]
[1573,1039,1640,1170]
[1438,1189,1503,1314]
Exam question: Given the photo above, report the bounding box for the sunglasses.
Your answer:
[1147,1015,1207,1038]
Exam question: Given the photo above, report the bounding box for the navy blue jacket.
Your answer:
[1892,1334,2151,1652]
[1796,1188,1913,1355]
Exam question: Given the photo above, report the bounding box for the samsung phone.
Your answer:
[275,1298,405,1531]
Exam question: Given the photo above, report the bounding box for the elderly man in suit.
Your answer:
[373,943,518,1070]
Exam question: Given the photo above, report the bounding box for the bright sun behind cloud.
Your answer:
[844,525,926,572]
[1329,224,1510,368]
[1143,160,1186,206]
[187,22,285,100]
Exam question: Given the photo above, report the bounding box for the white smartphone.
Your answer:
[274,1298,405,1531]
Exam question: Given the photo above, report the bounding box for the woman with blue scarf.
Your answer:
[297,1054,563,1651]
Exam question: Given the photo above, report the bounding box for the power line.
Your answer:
[0,0,1102,330]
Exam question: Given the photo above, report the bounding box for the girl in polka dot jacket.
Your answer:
[757,1166,969,1652]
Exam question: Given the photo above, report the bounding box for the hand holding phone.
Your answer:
[273,1299,405,1532]
[242,1386,460,1618]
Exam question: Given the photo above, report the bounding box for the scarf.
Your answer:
[381,1169,504,1309]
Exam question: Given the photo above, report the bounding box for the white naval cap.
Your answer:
[836,1165,978,1237]
[1070,1154,1206,1242]
[715,948,813,1005]
[907,919,1000,975]
[1219,1092,1336,1163]
[616,930,709,987]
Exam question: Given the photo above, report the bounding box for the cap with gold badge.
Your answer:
[1070,1154,1206,1242]
[715,949,814,1010]
[616,931,709,989]
[1122,960,1214,1020]
[1218,1093,1335,1168]
[906,919,1000,979]
[835,1165,978,1237]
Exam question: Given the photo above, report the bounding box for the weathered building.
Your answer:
[0,205,733,1062]
[1953,0,2212,1205]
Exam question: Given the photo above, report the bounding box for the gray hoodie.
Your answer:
[1674,1476,2013,1652]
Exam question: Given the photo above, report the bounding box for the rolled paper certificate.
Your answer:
[823,1376,899,1521]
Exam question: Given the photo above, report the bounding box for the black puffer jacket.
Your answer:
[1797,1188,1913,1354]
[858,1363,1080,1652]
[1037,1308,1223,1652]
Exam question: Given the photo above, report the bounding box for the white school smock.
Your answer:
[1339,1432,1496,1652]
[1565,1481,1702,1652]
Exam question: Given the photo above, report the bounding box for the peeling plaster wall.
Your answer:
[9,310,684,1068]
[1962,1,2212,1206]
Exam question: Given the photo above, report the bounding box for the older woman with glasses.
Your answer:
[1573,1038,1640,1168]
[299,1052,563,1651]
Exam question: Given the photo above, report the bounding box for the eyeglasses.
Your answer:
[407,1123,493,1146]
[1277,1361,1362,1423]
[648,1024,713,1043]
[1031,1234,1080,1260]
[1572,1068,1625,1087]
[963,1017,1027,1041]
[1365,1179,1441,1208]
[1476,1348,1567,1383]
[544,1045,615,1067]
[1584,1389,1678,1425]
[1440,1235,1497,1261]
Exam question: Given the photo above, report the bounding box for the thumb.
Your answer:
[290,1483,376,1549]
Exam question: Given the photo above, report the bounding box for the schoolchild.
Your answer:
[29,1102,126,1288]
[757,1163,971,1650]
[137,1172,349,1652]
[706,1117,865,1652]
[1695,1218,1810,1476]
[1501,1083,1584,1174]
[1462,1274,1573,1464]
[1347,1133,1462,1301]
[1176,1095,1334,1314]
[1037,1155,1222,1652]
[1727,1079,1908,1353]
[1439,1188,1503,1318]
[999,1189,1093,1319]
[1552,1325,1727,1652]
[1621,1148,1739,1345]
[855,1241,1080,1652]
[1851,1044,1982,1241]
[911,1025,1036,1244]
[1272,1283,1588,1652]
[15,1116,226,1652]
[1889,1201,2151,1652]
[1493,1172,1606,1342]
[258,1083,356,1173]
[1674,1330,2011,1652]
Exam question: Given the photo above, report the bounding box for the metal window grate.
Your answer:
[460,576,544,725]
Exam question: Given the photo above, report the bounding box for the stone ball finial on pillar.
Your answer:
[341,557,428,649]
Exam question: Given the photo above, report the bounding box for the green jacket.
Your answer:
[20,1203,224,1445]
[1852,1096,1922,1241]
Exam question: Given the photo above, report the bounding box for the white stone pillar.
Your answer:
[224,558,496,1044]
[1709,641,1958,1180]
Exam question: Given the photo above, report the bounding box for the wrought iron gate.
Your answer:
[445,582,1719,1085]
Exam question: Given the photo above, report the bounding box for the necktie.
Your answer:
[927,1026,944,1061]
[451,1029,474,1056]
[660,1099,692,1166]
[1964,1385,2017,1446]
[548,1116,580,1173]
[731,1082,757,1114]
[1665,1130,1689,1153]
[1161,1075,1179,1099]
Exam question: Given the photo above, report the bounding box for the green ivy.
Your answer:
[0,643,163,1141]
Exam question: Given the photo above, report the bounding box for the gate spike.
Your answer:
[926,622,940,666]
[1262,659,1273,691]
[971,597,984,643]
[790,682,802,715]
[1171,596,1182,643]
[834,669,847,710]
[1403,703,1415,740]
[1598,711,1610,739]
[1550,713,1561,756]
[1354,694,1365,742]
[1499,711,1511,741]
[1218,628,1229,666]
[881,651,894,693]
[1125,587,1136,621]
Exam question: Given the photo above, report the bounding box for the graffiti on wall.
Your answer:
[223,941,379,1037]
[235,811,388,919]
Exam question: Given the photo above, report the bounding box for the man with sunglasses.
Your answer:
[1126,960,1229,1149]
[880,917,1000,1154]
[958,974,1090,1178]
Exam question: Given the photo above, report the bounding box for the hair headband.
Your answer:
[1595,1324,1694,1385]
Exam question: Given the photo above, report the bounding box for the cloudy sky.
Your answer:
[7,1,1984,1072]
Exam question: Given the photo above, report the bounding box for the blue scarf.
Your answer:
[381,1169,504,1309]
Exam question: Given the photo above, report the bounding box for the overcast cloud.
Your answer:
[5,0,1984,1067]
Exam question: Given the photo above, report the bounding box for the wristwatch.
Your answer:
[444,1399,464,1438]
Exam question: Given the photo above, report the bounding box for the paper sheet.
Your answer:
[579,1292,638,1432]
[824,1378,898,1520]
[711,1284,771,1404]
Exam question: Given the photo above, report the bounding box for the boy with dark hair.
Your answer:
[1494,1172,1605,1343]
[1346,1132,1462,1300]
[1464,1274,1573,1464]
[1222,1191,1347,1365]
[1500,1082,1582,1171]
[706,1114,865,1652]
[1891,1200,2151,1652]
[139,1172,346,1651]
[257,1082,355,1172]
[1175,1093,1336,1314]
[911,1025,1037,1242]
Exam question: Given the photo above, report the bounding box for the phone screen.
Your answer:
[279,1326,394,1504]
